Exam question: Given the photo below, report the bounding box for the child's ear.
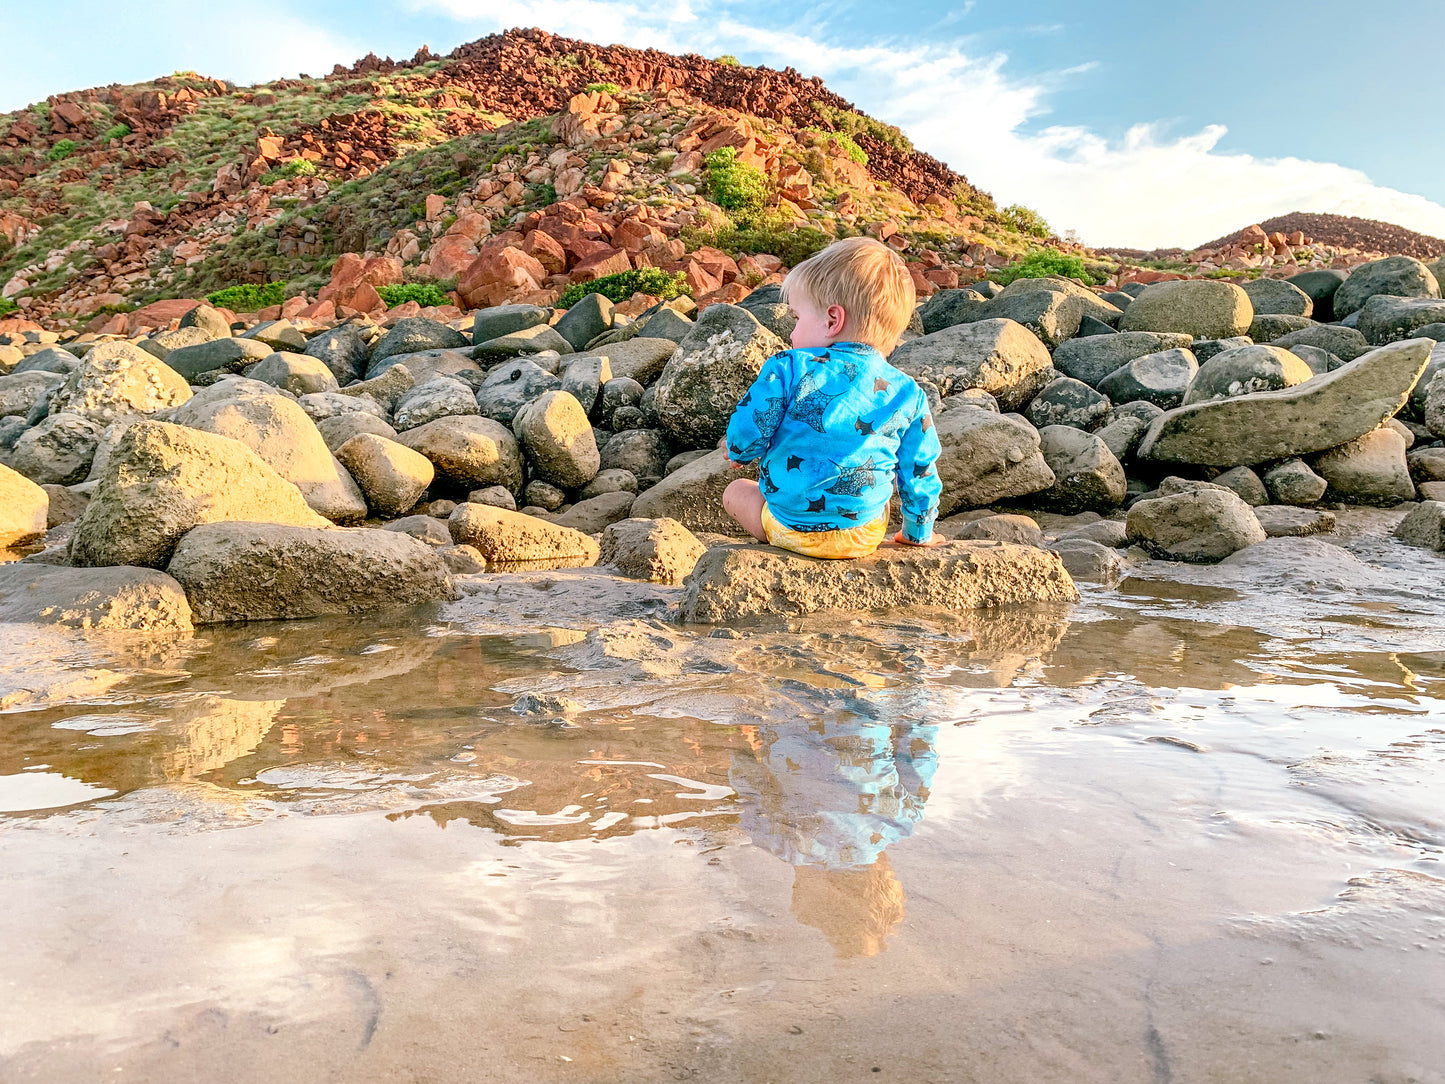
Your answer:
[827,304,847,334]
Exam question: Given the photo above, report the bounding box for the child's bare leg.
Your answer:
[722,478,768,541]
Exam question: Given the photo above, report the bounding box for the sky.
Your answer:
[5,0,1444,250]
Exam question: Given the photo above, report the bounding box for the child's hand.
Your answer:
[894,531,946,547]
[718,437,749,468]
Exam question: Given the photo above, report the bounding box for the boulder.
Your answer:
[470,304,550,345]
[170,382,367,524]
[0,371,64,418]
[48,340,191,424]
[1287,270,1347,322]
[164,336,272,381]
[1125,489,1265,562]
[1270,324,1370,363]
[677,539,1078,622]
[524,480,566,510]
[366,317,469,376]
[560,352,612,416]
[1311,427,1414,505]
[513,389,600,488]
[1241,277,1313,318]
[1408,444,1445,484]
[1409,343,1445,419]
[1137,338,1432,466]
[42,484,89,527]
[0,463,47,546]
[1052,331,1194,388]
[599,377,644,423]
[8,412,102,485]
[240,320,307,352]
[382,514,451,546]
[137,326,214,363]
[1426,369,1445,439]
[1356,295,1445,345]
[1058,519,1129,548]
[1118,280,1253,339]
[578,468,639,499]
[599,517,706,584]
[1097,347,1199,409]
[1253,505,1336,537]
[474,359,561,426]
[651,304,786,447]
[1332,255,1440,319]
[472,323,573,364]
[1248,314,1314,342]
[302,324,371,385]
[1095,415,1149,463]
[447,502,600,571]
[1022,376,1110,430]
[889,318,1054,410]
[555,292,615,352]
[630,449,758,534]
[13,345,81,376]
[547,491,635,534]
[1048,537,1122,584]
[1286,344,1342,375]
[178,302,233,339]
[1190,336,1253,363]
[468,485,516,510]
[920,288,989,334]
[393,376,480,431]
[1394,501,1445,551]
[635,307,696,343]
[1212,465,1268,506]
[0,563,193,631]
[941,512,1044,546]
[1032,425,1127,514]
[316,412,398,453]
[592,338,676,385]
[246,351,339,395]
[397,414,524,493]
[166,522,457,624]
[1181,344,1314,406]
[976,284,1082,348]
[1002,275,1123,326]
[600,428,672,488]
[335,433,435,518]
[68,421,330,568]
[1262,459,1328,505]
[298,390,388,423]
[933,407,1055,515]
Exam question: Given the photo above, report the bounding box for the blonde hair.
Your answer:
[781,236,916,353]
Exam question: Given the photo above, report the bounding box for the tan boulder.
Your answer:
[447,502,600,571]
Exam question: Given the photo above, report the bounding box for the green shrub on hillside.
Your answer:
[1000,203,1051,239]
[584,82,621,95]
[378,282,451,308]
[683,218,834,270]
[46,140,78,162]
[704,146,769,215]
[103,123,132,141]
[0,297,17,317]
[803,127,867,166]
[715,55,740,66]
[205,282,287,311]
[809,103,913,155]
[557,268,690,309]
[993,250,1097,286]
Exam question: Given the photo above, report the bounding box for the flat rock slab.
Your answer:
[677,539,1078,623]
[166,522,457,624]
[1138,338,1432,467]
[448,502,601,572]
[1253,505,1337,537]
[0,563,193,631]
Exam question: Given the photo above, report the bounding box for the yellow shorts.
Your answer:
[760,504,889,560]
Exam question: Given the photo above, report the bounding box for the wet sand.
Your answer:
[2,509,1443,1083]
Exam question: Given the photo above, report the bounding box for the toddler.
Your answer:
[721,236,942,558]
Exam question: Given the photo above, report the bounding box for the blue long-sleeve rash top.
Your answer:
[724,342,942,543]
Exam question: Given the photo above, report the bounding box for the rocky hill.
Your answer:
[1199,212,1445,261]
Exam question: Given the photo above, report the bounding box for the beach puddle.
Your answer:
[3,519,1445,1083]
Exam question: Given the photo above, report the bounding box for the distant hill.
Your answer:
[1199,212,1445,260]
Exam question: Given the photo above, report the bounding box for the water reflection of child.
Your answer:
[730,710,937,957]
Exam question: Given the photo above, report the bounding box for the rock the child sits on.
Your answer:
[719,236,943,558]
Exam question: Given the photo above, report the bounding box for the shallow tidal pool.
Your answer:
[2,513,1443,1084]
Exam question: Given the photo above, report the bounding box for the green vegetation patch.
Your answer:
[684,217,835,270]
[704,146,769,216]
[802,127,866,166]
[714,55,740,66]
[378,282,451,308]
[205,281,287,311]
[1000,203,1051,239]
[809,103,913,156]
[45,139,78,162]
[0,296,17,317]
[584,82,622,95]
[993,250,1098,287]
[103,123,132,141]
[557,268,691,309]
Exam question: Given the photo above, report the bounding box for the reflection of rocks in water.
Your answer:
[1045,614,1269,690]
[791,853,906,958]
[162,696,284,780]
